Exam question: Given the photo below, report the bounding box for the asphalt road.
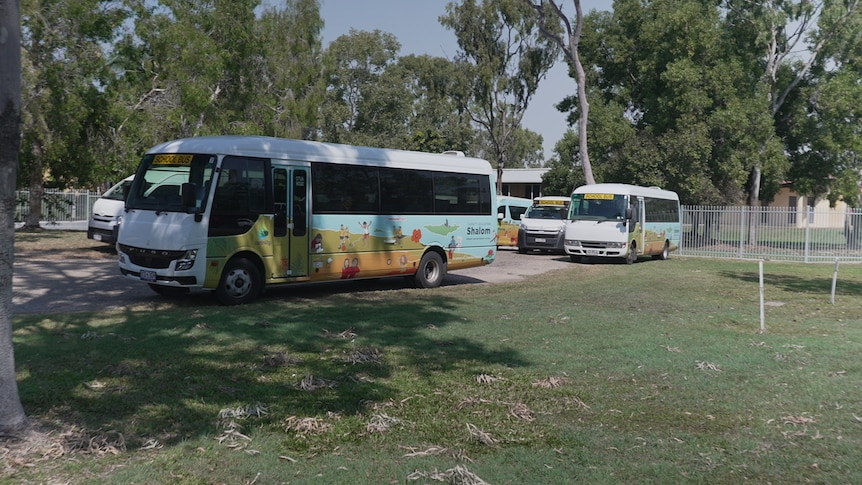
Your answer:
[12,248,572,315]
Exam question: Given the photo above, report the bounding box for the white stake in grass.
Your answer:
[831,258,839,304]
[759,260,765,333]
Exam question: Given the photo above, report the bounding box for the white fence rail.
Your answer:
[679,205,862,263]
[15,189,101,223]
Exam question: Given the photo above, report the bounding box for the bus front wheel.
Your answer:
[625,244,638,265]
[414,251,446,288]
[216,257,262,305]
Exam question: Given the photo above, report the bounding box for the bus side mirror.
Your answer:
[181,183,198,213]
[497,213,504,223]
[625,207,633,220]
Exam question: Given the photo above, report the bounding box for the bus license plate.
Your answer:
[586,250,599,255]
[140,270,156,282]
[535,238,546,243]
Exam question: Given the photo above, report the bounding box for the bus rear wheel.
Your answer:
[653,241,670,260]
[216,257,262,305]
[414,251,446,288]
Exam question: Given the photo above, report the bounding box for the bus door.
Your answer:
[272,165,310,278]
[629,196,645,252]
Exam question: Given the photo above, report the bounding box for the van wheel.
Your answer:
[414,251,446,288]
[216,257,262,305]
[625,244,638,265]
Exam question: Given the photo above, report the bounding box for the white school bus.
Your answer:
[517,196,570,254]
[563,183,681,263]
[117,136,498,304]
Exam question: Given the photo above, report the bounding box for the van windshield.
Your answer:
[101,179,133,201]
[525,206,567,220]
[126,153,217,212]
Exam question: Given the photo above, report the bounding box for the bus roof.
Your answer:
[145,136,494,175]
[497,195,533,205]
[572,183,679,201]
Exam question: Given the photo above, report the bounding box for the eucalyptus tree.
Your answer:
[724,0,862,206]
[440,0,559,194]
[396,54,477,154]
[252,0,325,140]
[18,0,132,228]
[320,29,406,146]
[523,0,594,186]
[575,0,785,205]
[1,0,28,433]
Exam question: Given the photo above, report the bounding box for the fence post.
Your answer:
[804,206,812,263]
[738,206,746,259]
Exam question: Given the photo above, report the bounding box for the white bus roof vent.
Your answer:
[442,150,466,157]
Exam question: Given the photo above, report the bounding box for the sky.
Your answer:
[319,0,614,161]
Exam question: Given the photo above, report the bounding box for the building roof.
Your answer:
[501,168,549,184]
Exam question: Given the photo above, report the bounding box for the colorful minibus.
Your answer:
[117,136,498,304]
[496,195,532,248]
[564,183,680,263]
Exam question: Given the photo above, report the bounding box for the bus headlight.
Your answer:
[565,240,581,246]
[607,242,626,248]
[175,249,198,271]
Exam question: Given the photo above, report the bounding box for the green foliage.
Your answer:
[441,0,558,181]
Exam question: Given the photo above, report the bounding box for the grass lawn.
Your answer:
[7,232,862,483]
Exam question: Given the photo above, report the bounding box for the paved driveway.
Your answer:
[12,249,571,315]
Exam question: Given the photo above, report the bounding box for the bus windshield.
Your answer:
[126,153,217,213]
[569,193,628,222]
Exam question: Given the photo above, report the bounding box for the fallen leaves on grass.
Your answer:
[508,403,535,422]
[263,351,302,367]
[322,328,357,339]
[465,423,497,446]
[345,346,384,365]
[696,361,722,372]
[406,465,489,484]
[531,376,570,388]
[297,374,338,391]
[284,416,332,436]
[475,373,503,384]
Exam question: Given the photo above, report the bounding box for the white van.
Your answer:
[87,175,134,244]
[517,196,570,254]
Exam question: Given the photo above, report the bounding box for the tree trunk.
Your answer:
[0,0,30,433]
[571,0,595,187]
[23,156,43,230]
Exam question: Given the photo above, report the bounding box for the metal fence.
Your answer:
[14,189,101,223]
[679,205,862,263]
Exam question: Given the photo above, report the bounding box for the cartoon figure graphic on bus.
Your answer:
[448,236,460,259]
[358,221,372,247]
[311,232,324,253]
[393,225,405,247]
[339,224,351,251]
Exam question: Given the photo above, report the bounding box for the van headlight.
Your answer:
[175,249,198,271]
[565,240,581,246]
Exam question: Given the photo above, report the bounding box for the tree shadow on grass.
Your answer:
[12,279,529,448]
